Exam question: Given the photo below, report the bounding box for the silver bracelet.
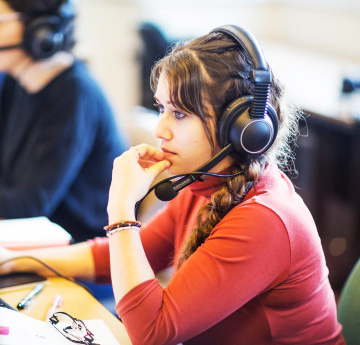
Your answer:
[106,226,141,237]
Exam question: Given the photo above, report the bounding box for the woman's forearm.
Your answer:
[106,145,170,303]
[3,242,96,281]
[109,229,155,303]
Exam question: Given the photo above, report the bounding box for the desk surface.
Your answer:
[0,277,131,345]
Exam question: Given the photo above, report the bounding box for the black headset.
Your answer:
[213,25,278,162]
[22,0,76,60]
[137,25,279,208]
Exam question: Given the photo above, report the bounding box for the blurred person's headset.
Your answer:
[0,0,76,60]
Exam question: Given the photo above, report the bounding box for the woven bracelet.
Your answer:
[104,220,142,231]
[106,226,140,237]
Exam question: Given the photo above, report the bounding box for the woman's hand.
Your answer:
[107,144,171,223]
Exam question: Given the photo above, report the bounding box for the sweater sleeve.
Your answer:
[88,237,111,283]
[88,202,176,283]
[139,203,176,273]
[116,203,291,345]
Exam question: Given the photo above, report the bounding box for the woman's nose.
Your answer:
[154,113,172,140]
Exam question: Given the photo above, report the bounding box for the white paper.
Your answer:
[0,217,72,249]
[0,308,121,345]
[0,308,69,345]
[83,319,122,345]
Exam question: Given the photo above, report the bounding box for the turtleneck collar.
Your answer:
[188,174,226,198]
[187,162,274,200]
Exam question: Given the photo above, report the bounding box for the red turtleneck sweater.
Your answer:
[89,163,345,345]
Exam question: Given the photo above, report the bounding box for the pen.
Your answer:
[17,282,44,310]
[46,294,63,320]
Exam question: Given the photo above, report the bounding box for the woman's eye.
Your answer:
[174,111,185,120]
[153,103,164,113]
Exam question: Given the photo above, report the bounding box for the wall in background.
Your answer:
[75,0,141,127]
[74,0,360,123]
[264,1,360,61]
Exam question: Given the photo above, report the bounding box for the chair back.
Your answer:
[338,258,360,345]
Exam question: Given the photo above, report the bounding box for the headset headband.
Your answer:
[210,25,272,119]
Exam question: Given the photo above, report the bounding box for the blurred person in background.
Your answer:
[0,0,128,242]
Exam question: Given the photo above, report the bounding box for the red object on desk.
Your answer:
[46,294,63,320]
[0,326,10,335]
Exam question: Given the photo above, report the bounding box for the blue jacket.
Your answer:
[0,60,128,242]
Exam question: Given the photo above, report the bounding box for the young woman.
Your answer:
[0,0,128,242]
[0,26,345,345]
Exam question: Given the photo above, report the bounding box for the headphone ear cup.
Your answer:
[23,16,65,60]
[219,95,279,161]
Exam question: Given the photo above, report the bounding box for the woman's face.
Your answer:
[0,1,27,73]
[154,72,222,175]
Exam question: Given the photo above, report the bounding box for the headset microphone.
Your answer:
[154,144,233,201]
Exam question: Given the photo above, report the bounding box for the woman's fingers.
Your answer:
[131,144,164,162]
[107,144,170,222]
[147,159,171,179]
[125,145,171,180]
[138,159,157,169]
[128,144,166,169]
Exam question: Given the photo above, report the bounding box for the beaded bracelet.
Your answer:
[106,226,140,237]
[104,220,142,237]
[104,220,142,231]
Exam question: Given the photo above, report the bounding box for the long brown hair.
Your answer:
[151,32,301,267]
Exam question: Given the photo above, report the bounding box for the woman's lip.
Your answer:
[161,148,176,154]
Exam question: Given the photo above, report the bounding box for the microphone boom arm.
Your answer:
[170,143,234,192]
[154,144,234,201]
[135,143,244,218]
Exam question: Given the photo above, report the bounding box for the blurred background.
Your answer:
[74,0,360,296]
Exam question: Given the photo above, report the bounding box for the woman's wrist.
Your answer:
[107,204,136,225]
[104,220,142,237]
